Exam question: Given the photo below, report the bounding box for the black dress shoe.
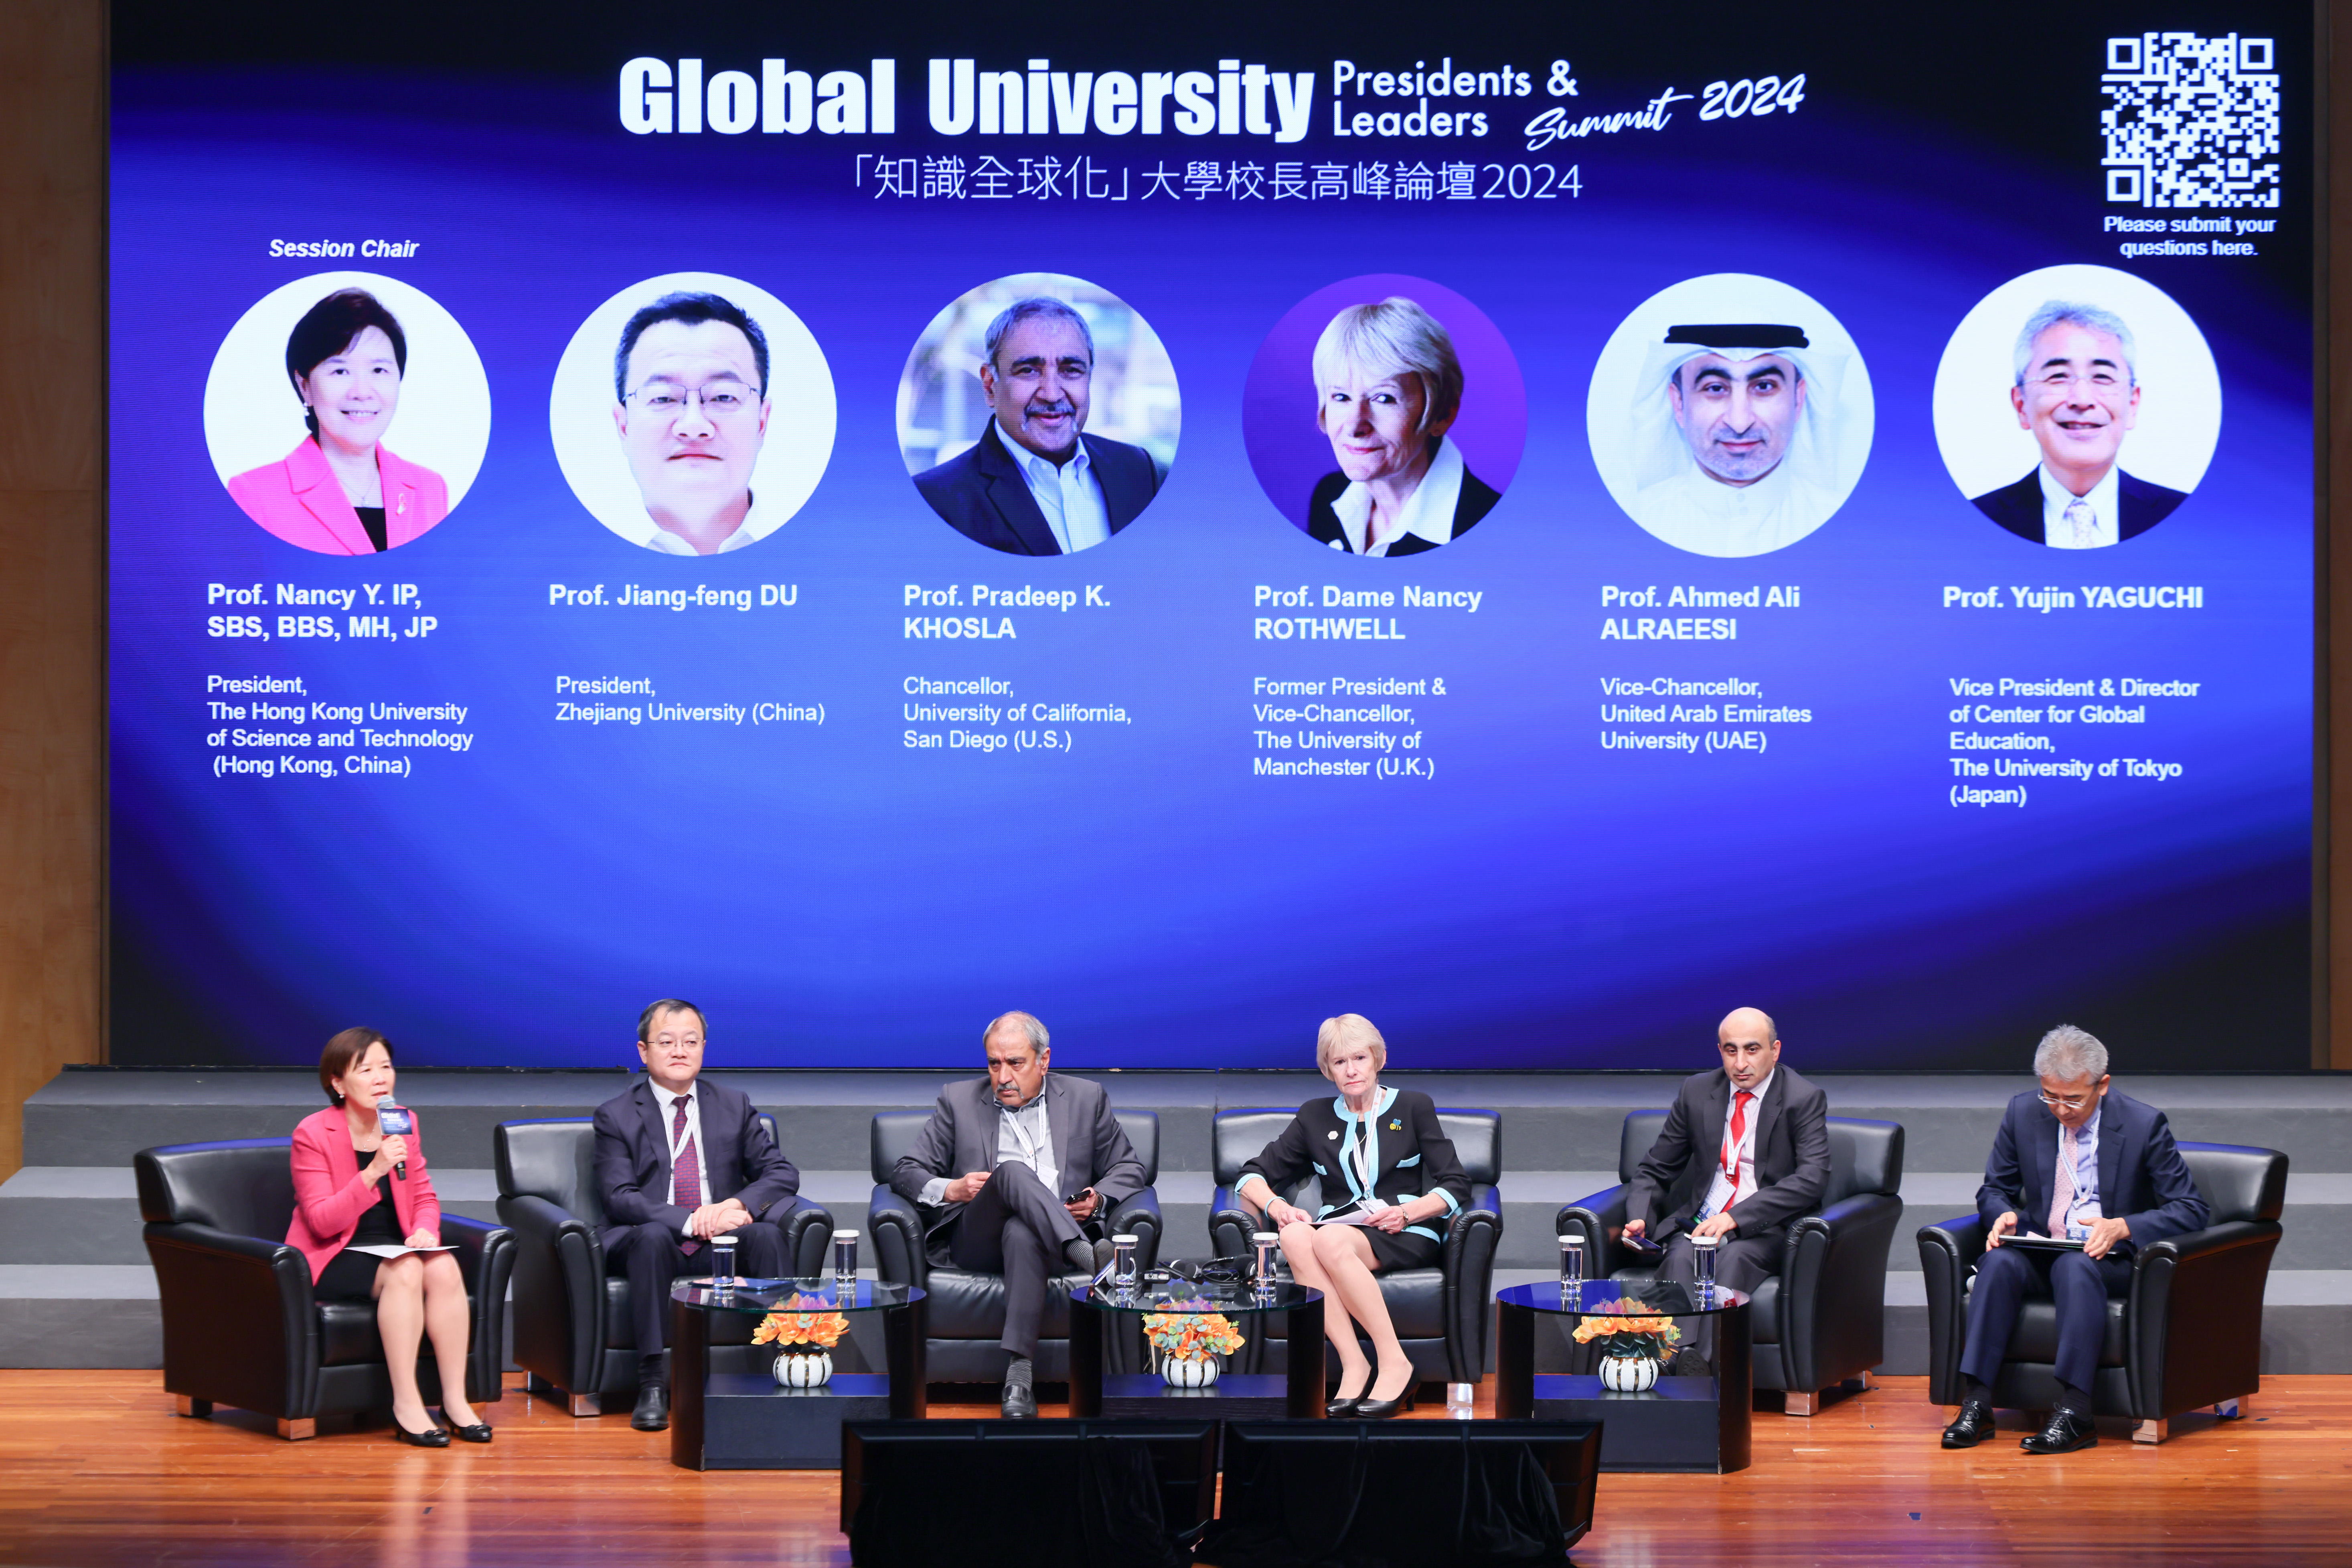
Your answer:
[391,1418,450,1448]
[444,1417,493,1443]
[1940,1402,1996,1448]
[630,1378,670,1432]
[1001,1380,1037,1420]
[2021,1408,2098,1454]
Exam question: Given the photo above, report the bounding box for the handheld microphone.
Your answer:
[376,1103,414,1180]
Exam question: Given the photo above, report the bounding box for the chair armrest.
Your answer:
[439,1215,513,1406]
[142,1222,318,1420]
[1106,1188,1163,1268]
[1778,1191,1902,1393]
[1208,1186,1261,1261]
[1442,1190,1503,1384]
[867,1187,928,1291]
[2128,1219,2283,1419]
[496,1193,604,1396]
[1557,1185,1627,1280]
[1916,1214,1985,1405]
[766,1195,835,1278]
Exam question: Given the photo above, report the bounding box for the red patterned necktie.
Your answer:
[672,1094,702,1255]
[1720,1091,1754,1203]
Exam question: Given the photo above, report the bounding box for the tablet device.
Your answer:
[2000,1234,2086,1254]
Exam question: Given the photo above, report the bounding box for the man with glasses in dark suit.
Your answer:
[593,998,801,1431]
[1941,1024,2208,1453]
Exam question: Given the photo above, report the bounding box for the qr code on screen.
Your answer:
[2102,33,2279,209]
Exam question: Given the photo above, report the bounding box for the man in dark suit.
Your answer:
[1941,1025,2208,1455]
[593,998,801,1431]
[913,296,1163,555]
[1621,1007,1831,1295]
[1969,301,2189,545]
[889,1010,1147,1418]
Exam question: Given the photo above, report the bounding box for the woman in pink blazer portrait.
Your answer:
[288,1027,487,1446]
[227,289,450,553]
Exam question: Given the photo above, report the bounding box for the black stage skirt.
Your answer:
[315,1247,386,1301]
[1361,1224,1442,1273]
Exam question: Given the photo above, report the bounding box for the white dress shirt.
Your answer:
[919,1086,1060,1205]
[998,423,1111,554]
[662,1085,708,1235]
[641,490,768,555]
[1698,1069,1775,1223]
[2038,464,2121,549]
[2050,1102,2105,1238]
[1326,436,1466,556]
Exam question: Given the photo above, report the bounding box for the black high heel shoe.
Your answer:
[391,1417,450,1447]
[1327,1373,1372,1418]
[1355,1379,1418,1420]
[443,1412,493,1443]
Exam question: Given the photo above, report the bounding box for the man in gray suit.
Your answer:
[1621,1006,1832,1294]
[890,1010,1147,1418]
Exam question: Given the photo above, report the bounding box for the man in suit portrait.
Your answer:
[913,297,1164,555]
[1970,302,2189,546]
[889,1010,1147,1418]
[593,997,801,1431]
[1941,1025,2208,1454]
[1620,1006,1831,1295]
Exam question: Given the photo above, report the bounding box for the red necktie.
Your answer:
[1720,1091,1754,1203]
[672,1095,702,1255]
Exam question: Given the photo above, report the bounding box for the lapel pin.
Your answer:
[1327,1130,1339,1140]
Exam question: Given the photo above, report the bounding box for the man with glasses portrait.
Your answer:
[1941,1024,2208,1454]
[611,291,774,554]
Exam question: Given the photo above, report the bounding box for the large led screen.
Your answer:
[108,4,2318,1068]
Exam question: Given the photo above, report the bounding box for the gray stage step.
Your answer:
[26,1069,2352,1176]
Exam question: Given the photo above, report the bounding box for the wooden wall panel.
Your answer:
[0,0,106,1177]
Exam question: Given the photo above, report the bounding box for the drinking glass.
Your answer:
[1558,1234,1585,1303]
[1252,1232,1279,1298]
[832,1229,860,1297]
[1111,1234,1140,1299]
[709,1232,737,1289]
[1691,1234,1719,1299]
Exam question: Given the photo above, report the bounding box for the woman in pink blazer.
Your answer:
[289,1027,487,1446]
[227,288,450,555]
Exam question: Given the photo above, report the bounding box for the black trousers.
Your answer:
[1961,1242,2131,1398]
[944,1161,1086,1360]
[608,1219,786,1359]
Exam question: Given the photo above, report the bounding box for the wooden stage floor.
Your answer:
[2,1372,2345,1566]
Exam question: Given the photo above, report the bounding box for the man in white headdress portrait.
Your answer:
[1628,322,1851,557]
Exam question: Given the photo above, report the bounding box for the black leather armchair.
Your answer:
[136,1137,513,1440]
[865,1108,1163,1384]
[1918,1140,2286,1443]
[1558,1112,1905,1415]
[1207,1108,1503,1389]
[493,1116,833,1415]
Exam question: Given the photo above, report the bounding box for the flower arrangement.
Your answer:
[1142,1299,1246,1362]
[1569,1298,1684,1362]
[752,1292,851,1351]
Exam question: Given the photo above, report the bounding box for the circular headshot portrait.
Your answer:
[897,273,1178,557]
[1933,265,2219,548]
[551,273,835,557]
[204,273,490,555]
[1587,273,1874,558]
[1243,276,1524,558]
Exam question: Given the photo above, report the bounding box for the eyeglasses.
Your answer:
[2037,1091,2097,1110]
[624,382,762,418]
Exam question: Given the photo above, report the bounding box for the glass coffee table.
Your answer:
[1494,1281,1751,1473]
[669,1278,925,1471]
[1068,1278,1326,1419]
